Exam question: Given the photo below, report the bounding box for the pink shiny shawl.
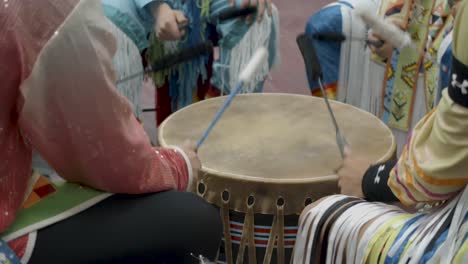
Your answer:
[0,0,189,233]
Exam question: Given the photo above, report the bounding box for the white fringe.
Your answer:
[292,187,468,264]
[337,0,429,155]
[109,23,144,119]
[219,5,280,95]
[164,40,180,53]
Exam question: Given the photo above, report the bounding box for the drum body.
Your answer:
[159,93,395,263]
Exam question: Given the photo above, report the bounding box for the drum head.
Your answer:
[159,93,395,183]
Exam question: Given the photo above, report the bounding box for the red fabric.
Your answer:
[310,82,338,98]
[156,80,173,126]
[155,53,220,126]
[8,234,29,259]
[34,184,56,198]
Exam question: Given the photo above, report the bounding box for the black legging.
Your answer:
[29,191,223,264]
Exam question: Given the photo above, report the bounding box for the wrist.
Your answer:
[361,160,398,202]
[150,1,169,17]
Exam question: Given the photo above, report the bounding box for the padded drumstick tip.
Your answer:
[239,47,268,84]
[355,8,412,49]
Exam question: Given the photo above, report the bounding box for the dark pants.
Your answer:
[29,191,223,264]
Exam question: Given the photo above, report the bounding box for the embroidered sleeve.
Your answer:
[362,160,399,202]
[387,0,468,205]
[387,91,468,206]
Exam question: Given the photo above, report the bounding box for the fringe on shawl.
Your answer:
[147,1,280,108]
[212,5,280,95]
[109,21,144,119]
[147,0,211,110]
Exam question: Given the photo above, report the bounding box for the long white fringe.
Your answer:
[219,5,280,95]
[337,0,429,155]
[109,22,144,119]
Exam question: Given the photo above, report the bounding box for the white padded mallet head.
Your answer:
[239,47,269,84]
[355,7,412,49]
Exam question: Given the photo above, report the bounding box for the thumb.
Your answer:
[344,146,352,156]
[389,18,405,30]
[183,140,196,151]
[174,10,188,26]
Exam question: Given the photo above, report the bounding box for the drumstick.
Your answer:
[116,41,214,84]
[178,6,258,30]
[195,47,269,151]
[355,8,449,72]
[311,32,385,48]
[311,31,447,72]
[118,8,257,86]
[296,34,348,158]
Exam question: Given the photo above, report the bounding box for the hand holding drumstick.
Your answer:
[336,147,372,198]
[368,19,405,59]
[152,2,188,41]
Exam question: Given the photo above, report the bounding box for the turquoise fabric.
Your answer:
[210,0,279,94]
[0,239,21,264]
[102,0,280,109]
[101,0,164,51]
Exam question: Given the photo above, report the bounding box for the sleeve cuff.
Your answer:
[134,0,169,32]
[139,0,172,14]
[362,160,399,202]
[448,56,468,108]
[145,0,167,13]
[135,0,166,9]
[167,145,193,191]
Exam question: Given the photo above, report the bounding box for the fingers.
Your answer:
[372,32,383,40]
[157,11,187,41]
[257,0,265,22]
[267,0,272,16]
[376,42,394,58]
[174,10,188,26]
[157,30,168,40]
[337,177,343,190]
[246,0,257,24]
[389,18,405,29]
[230,0,235,7]
[183,139,196,151]
[334,163,343,174]
[344,146,352,156]
[368,31,384,45]
[168,11,185,39]
[368,33,384,50]
[158,23,181,40]
[375,46,385,55]
[241,0,250,8]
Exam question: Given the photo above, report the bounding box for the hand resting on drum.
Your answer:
[336,147,371,198]
[180,140,202,190]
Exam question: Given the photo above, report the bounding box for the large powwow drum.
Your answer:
[159,93,396,263]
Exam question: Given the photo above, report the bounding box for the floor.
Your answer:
[262,0,331,94]
[140,0,332,144]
